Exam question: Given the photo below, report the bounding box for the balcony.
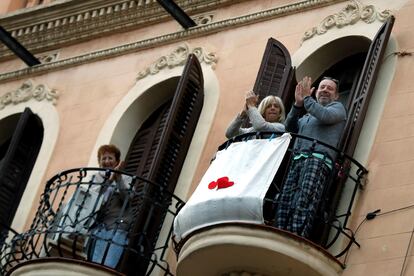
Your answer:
[0,168,184,276]
[0,133,368,276]
[173,132,368,276]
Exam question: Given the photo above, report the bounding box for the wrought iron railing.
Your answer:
[0,168,185,275]
[208,132,367,261]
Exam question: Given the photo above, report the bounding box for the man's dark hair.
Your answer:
[322,76,339,92]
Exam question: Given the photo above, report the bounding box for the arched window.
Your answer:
[0,108,43,243]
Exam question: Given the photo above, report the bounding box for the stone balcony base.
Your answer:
[176,223,343,276]
[9,257,123,276]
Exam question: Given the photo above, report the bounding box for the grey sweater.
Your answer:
[285,96,347,160]
[225,106,285,139]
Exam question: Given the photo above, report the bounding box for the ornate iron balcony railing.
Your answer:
[174,132,368,265]
[224,132,367,259]
[0,168,185,275]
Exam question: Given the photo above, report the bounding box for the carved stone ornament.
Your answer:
[137,44,218,80]
[193,13,214,25]
[26,0,55,8]
[37,52,59,63]
[0,80,59,110]
[302,0,393,42]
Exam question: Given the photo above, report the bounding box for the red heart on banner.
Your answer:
[208,181,218,189]
[208,176,234,190]
[217,176,234,189]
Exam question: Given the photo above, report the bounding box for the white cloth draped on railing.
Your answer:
[173,133,291,241]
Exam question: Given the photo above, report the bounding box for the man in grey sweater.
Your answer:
[275,76,347,238]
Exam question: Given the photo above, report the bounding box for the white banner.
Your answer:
[173,133,291,240]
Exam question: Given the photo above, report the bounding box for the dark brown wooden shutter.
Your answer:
[146,54,204,189]
[0,108,43,235]
[123,102,171,212]
[253,37,294,103]
[257,38,296,219]
[122,54,204,275]
[123,102,171,176]
[340,16,395,154]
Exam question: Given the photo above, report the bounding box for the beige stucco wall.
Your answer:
[0,0,25,15]
[1,0,414,275]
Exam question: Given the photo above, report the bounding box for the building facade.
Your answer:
[0,0,413,275]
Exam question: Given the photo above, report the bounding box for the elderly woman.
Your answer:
[225,91,286,139]
[89,144,133,269]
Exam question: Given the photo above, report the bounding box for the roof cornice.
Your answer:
[0,0,242,60]
[0,0,346,84]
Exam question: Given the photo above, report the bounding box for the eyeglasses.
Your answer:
[322,76,339,86]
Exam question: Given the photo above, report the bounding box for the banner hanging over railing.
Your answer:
[173,133,291,241]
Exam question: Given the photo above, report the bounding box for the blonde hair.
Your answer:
[257,95,285,123]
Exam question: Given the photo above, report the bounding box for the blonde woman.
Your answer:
[225,91,286,139]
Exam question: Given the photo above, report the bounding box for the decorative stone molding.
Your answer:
[137,44,218,80]
[0,0,346,83]
[193,13,214,25]
[302,0,393,42]
[26,0,55,8]
[37,51,59,63]
[0,80,59,110]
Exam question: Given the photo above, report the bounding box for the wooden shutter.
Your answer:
[0,108,43,235]
[123,102,171,176]
[256,38,296,218]
[340,16,395,154]
[253,37,294,103]
[123,101,171,213]
[122,54,204,275]
[146,54,204,189]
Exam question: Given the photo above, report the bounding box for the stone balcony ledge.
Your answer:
[177,223,343,276]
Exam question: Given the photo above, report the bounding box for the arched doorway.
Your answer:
[294,18,395,246]
[118,54,204,275]
[0,108,44,243]
[254,17,395,248]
